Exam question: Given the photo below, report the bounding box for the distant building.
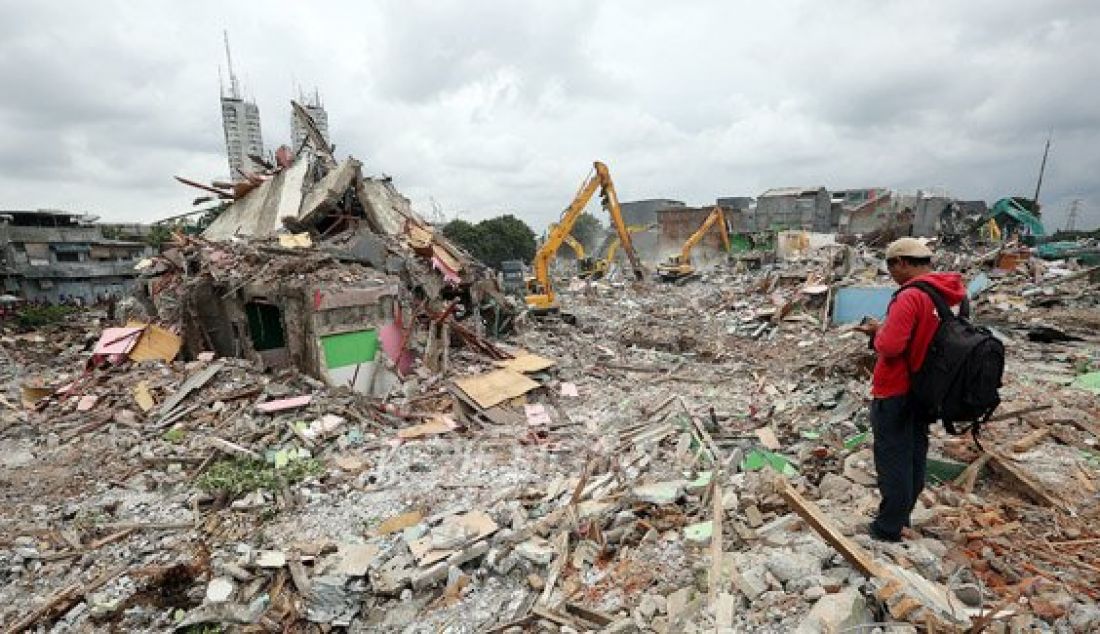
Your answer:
[716,197,753,211]
[620,199,685,227]
[291,90,330,151]
[220,32,266,181]
[0,210,153,303]
[751,187,831,232]
[716,197,755,233]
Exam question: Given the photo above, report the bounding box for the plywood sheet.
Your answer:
[453,369,539,410]
[495,351,557,374]
[408,510,498,566]
[126,322,181,363]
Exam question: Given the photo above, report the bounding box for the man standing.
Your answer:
[857,238,967,542]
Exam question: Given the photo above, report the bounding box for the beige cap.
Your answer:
[885,237,933,259]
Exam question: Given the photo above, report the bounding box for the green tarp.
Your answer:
[1071,372,1100,394]
[321,330,378,369]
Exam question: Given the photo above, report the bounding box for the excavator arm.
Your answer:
[658,206,729,281]
[562,233,586,261]
[593,162,645,281]
[526,170,602,310]
[598,223,655,277]
[677,206,730,264]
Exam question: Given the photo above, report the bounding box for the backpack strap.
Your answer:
[903,280,955,321]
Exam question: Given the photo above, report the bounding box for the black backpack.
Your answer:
[898,281,1005,445]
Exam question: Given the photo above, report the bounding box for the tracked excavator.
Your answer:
[551,228,600,279]
[525,161,645,314]
[656,206,730,282]
[586,223,656,279]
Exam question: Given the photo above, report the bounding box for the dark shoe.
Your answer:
[868,523,901,543]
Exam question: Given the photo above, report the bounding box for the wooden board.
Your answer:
[453,369,539,410]
[987,451,1068,511]
[495,351,557,374]
[777,478,881,577]
[125,322,182,363]
[408,511,498,566]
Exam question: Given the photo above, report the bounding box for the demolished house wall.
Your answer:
[754,187,832,232]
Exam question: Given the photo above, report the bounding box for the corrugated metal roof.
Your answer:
[759,187,823,198]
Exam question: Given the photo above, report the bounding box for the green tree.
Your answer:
[441,219,479,250]
[571,212,605,251]
[441,214,536,269]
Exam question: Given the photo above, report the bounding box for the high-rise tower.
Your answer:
[220,31,265,181]
[291,88,329,152]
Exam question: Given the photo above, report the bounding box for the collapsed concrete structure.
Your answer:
[152,103,514,397]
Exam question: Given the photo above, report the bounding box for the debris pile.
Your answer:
[2,138,1099,631]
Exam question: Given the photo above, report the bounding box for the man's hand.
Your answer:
[855,317,880,336]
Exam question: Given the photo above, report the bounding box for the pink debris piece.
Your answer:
[93,327,143,356]
[76,395,98,411]
[560,382,579,397]
[431,256,461,284]
[256,395,313,413]
[524,403,552,426]
[379,320,413,375]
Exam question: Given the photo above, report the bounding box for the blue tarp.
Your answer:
[832,286,895,325]
[967,272,992,299]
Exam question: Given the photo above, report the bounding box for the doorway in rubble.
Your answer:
[245,299,290,368]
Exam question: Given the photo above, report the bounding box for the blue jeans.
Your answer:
[870,395,930,539]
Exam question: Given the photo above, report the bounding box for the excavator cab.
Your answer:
[656,256,694,281]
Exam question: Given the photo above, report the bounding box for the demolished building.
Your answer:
[151,103,513,396]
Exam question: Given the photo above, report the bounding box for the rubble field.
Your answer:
[2,234,1100,634]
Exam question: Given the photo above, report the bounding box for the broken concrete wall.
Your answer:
[310,284,401,395]
[755,187,831,232]
[203,159,310,240]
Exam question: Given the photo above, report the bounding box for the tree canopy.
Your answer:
[571,212,605,252]
[441,214,537,269]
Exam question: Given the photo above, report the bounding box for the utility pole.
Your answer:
[1065,199,1080,232]
[1032,131,1052,208]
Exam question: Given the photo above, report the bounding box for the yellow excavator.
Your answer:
[526,161,645,313]
[551,228,599,279]
[656,206,730,281]
[587,223,656,279]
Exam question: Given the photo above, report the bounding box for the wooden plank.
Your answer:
[709,478,725,604]
[986,451,1068,511]
[563,603,614,627]
[777,478,881,577]
[4,564,127,634]
[1011,428,1050,453]
[754,427,781,451]
[539,531,569,606]
[954,454,991,494]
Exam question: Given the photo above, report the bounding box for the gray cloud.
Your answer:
[0,0,1097,231]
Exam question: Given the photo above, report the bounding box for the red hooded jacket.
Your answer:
[872,272,968,398]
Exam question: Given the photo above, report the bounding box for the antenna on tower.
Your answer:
[223,30,240,100]
[1032,129,1052,207]
[1065,199,1080,232]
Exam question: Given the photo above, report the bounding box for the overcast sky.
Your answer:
[2,1,1098,231]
